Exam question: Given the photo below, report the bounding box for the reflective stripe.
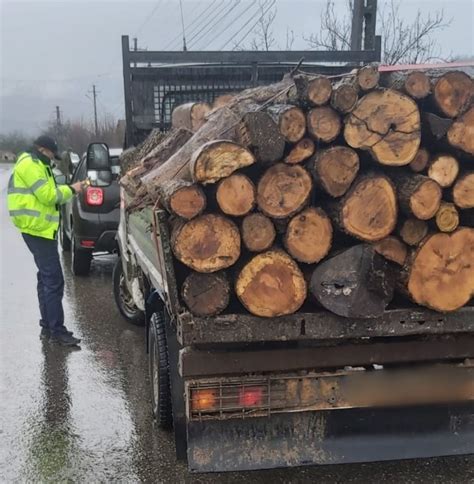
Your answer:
[45,214,60,222]
[31,179,47,192]
[8,186,31,195]
[8,175,47,195]
[9,209,41,218]
[56,188,63,203]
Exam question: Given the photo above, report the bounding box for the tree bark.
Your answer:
[373,236,408,266]
[158,180,206,220]
[235,250,307,317]
[447,106,474,155]
[432,71,473,118]
[309,146,360,197]
[284,207,333,264]
[435,202,459,233]
[310,244,395,318]
[171,214,241,273]
[293,74,333,106]
[409,148,430,173]
[284,138,315,164]
[428,154,459,188]
[171,102,211,132]
[453,172,474,209]
[344,89,421,166]
[381,71,431,99]
[404,228,474,312]
[267,104,306,143]
[307,106,341,143]
[181,271,230,316]
[328,174,398,242]
[216,173,256,216]
[330,77,359,113]
[356,65,380,91]
[241,213,276,252]
[257,163,313,219]
[399,218,429,246]
[391,173,442,220]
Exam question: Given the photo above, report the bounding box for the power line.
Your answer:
[228,0,277,51]
[134,0,165,37]
[163,0,221,50]
[179,0,188,51]
[200,0,257,50]
[189,1,242,49]
[186,1,233,46]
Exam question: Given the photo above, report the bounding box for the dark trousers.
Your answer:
[22,233,65,335]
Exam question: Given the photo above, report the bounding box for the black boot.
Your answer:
[49,332,81,346]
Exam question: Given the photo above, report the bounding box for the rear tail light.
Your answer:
[86,187,104,206]
[191,389,218,412]
[80,240,95,248]
[239,386,264,407]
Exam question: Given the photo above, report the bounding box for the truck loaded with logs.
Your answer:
[107,58,474,472]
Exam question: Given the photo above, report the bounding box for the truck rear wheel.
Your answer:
[113,258,145,325]
[71,227,92,276]
[149,311,173,430]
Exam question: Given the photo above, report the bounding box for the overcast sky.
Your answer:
[1,0,473,135]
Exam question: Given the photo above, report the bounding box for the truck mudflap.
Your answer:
[187,404,474,472]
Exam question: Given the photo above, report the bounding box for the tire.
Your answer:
[59,219,71,252]
[113,258,145,325]
[71,227,92,276]
[149,311,173,430]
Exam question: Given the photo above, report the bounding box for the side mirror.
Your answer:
[86,143,110,171]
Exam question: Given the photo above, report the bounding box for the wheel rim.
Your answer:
[119,272,139,316]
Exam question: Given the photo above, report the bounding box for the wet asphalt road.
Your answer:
[1,163,474,483]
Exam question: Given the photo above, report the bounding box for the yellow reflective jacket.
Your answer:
[7,151,73,240]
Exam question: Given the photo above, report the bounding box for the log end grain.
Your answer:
[453,172,474,209]
[373,236,408,266]
[357,65,380,91]
[307,106,341,143]
[409,178,442,220]
[331,83,359,113]
[268,105,306,143]
[171,214,241,272]
[168,183,207,220]
[435,202,460,233]
[307,76,333,106]
[284,207,333,264]
[407,228,474,312]
[405,71,431,99]
[409,148,430,173]
[241,213,276,252]
[447,106,474,155]
[284,138,315,164]
[257,163,313,219]
[235,250,307,317]
[399,218,429,246]
[344,90,421,166]
[433,71,474,118]
[216,173,256,216]
[428,154,460,188]
[181,271,230,316]
[191,140,256,184]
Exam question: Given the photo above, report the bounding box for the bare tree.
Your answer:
[305,0,452,64]
[247,0,277,51]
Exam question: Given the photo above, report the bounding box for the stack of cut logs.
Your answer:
[121,65,474,319]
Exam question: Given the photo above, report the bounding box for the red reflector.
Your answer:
[239,386,264,407]
[80,240,95,248]
[86,187,104,206]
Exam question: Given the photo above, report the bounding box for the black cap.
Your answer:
[34,135,60,159]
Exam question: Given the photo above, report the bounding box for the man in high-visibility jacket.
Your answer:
[8,135,85,346]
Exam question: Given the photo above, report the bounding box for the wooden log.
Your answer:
[309,146,360,197]
[404,228,474,312]
[284,138,315,164]
[447,106,474,155]
[216,173,256,216]
[294,74,333,106]
[181,271,230,316]
[330,77,359,113]
[453,172,474,209]
[310,244,395,318]
[432,71,473,118]
[172,102,211,132]
[344,89,421,166]
[356,65,380,91]
[267,104,306,143]
[373,236,408,266]
[307,106,341,143]
[392,173,442,220]
[212,94,236,110]
[241,213,276,252]
[399,218,429,246]
[428,154,460,188]
[237,109,285,164]
[171,214,240,273]
[409,148,430,173]
[328,174,398,242]
[381,71,431,99]
[435,202,459,233]
[235,250,307,317]
[257,163,313,219]
[423,112,453,141]
[158,180,206,220]
[284,207,333,264]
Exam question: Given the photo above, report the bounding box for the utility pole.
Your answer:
[88,84,99,137]
[55,105,63,147]
[133,37,138,67]
[350,0,364,51]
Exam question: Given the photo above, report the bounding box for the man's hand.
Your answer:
[71,181,85,194]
